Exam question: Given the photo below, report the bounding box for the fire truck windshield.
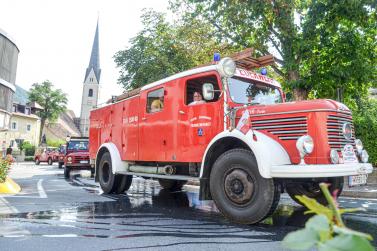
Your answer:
[228,76,282,105]
[67,141,89,151]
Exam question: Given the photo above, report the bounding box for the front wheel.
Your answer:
[58,162,63,169]
[286,177,344,206]
[35,159,40,165]
[48,158,53,165]
[64,166,70,179]
[98,152,132,194]
[210,149,280,224]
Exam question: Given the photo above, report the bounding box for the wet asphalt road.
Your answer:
[0,163,377,251]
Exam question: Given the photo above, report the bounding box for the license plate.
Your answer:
[349,174,368,186]
[342,144,358,163]
[80,160,88,164]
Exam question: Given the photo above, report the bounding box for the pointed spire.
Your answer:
[84,19,101,83]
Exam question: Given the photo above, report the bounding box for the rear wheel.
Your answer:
[158,179,187,190]
[286,177,344,206]
[210,148,280,224]
[35,158,40,165]
[58,162,63,169]
[64,166,70,179]
[48,158,53,165]
[98,152,132,194]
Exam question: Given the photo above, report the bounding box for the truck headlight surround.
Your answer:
[296,135,314,156]
[330,149,339,164]
[361,150,369,163]
[342,123,352,140]
[217,57,236,77]
[67,157,72,162]
[355,139,363,155]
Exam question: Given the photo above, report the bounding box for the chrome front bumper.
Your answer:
[270,162,373,178]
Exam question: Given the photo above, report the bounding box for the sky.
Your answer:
[0,0,170,116]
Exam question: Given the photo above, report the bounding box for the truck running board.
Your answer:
[116,171,199,182]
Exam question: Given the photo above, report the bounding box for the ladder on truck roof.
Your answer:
[108,48,275,103]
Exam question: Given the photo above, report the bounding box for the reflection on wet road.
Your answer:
[1,168,377,250]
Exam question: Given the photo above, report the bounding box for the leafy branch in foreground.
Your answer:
[282,183,374,251]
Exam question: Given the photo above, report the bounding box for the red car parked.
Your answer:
[34,147,59,165]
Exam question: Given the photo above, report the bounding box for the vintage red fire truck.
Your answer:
[89,52,373,224]
[63,137,93,178]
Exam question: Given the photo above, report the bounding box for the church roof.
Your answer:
[84,20,101,83]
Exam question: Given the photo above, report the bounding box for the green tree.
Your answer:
[114,9,238,90]
[172,0,376,100]
[28,80,67,145]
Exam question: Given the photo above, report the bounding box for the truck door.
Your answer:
[139,86,172,161]
[176,72,223,162]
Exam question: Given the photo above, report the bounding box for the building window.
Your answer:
[88,89,93,97]
[25,107,31,115]
[11,121,17,131]
[26,124,31,131]
[13,104,17,112]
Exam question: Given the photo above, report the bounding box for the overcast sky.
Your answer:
[0,0,169,116]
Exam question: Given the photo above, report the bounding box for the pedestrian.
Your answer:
[4,147,15,164]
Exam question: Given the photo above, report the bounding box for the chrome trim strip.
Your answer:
[250,109,351,117]
[279,136,300,140]
[252,117,306,124]
[271,130,308,134]
[253,123,307,129]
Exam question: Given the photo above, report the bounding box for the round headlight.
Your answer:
[296,135,314,157]
[342,123,352,140]
[67,157,72,162]
[330,149,339,164]
[361,150,369,163]
[355,139,363,155]
[217,57,236,77]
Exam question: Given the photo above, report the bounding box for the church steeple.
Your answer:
[80,20,101,137]
[84,20,101,83]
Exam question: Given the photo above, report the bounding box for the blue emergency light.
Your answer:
[261,68,267,75]
[214,53,221,62]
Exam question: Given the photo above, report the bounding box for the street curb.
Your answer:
[0,177,21,194]
[341,189,377,199]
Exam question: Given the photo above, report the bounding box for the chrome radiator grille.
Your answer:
[252,116,307,140]
[327,113,355,151]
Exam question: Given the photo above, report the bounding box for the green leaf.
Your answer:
[282,228,319,250]
[338,207,365,215]
[296,195,333,221]
[318,234,374,251]
[306,215,331,242]
[333,226,373,241]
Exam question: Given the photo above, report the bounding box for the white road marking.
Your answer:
[0,197,18,214]
[37,179,47,198]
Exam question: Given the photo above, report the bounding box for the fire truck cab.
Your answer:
[90,52,373,224]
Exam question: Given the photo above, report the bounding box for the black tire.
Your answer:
[210,148,280,224]
[116,175,133,193]
[98,152,130,194]
[158,179,187,191]
[35,158,40,165]
[58,162,63,169]
[286,177,344,206]
[48,158,53,165]
[64,166,70,179]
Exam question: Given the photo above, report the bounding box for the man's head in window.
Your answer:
[189,92,206,105]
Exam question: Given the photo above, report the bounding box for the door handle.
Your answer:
[179,110,185,115]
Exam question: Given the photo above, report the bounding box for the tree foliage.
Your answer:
[28,80,67,144]
[172,0,376,100]
[114,9,239,90]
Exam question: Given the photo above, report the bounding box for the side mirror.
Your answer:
[202,83,214,101]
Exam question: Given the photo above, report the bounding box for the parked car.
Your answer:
[58,144,66,169]
[34,147,59,165]
[63,137,93,178]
